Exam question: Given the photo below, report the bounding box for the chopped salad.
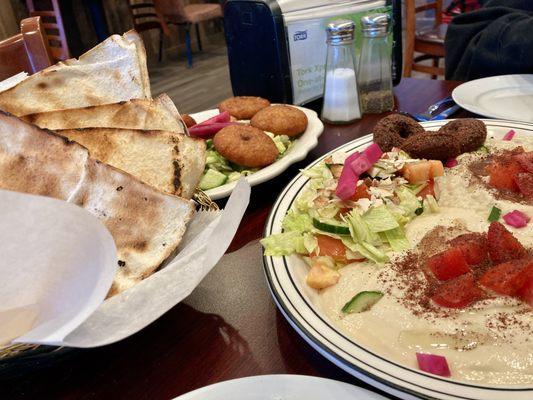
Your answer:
[261,144,444,290]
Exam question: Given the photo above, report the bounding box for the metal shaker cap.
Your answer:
[361,13,390,37]
[326,19,355,44]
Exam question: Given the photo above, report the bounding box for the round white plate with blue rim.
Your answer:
[452,74,533,123]
[190,106,324,200]
[263,119,533,400]
[173,374,388,400]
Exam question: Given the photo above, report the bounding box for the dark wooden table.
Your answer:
[3,78,475,399]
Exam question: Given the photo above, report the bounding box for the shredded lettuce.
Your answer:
[362,205,400,232]
[381,227,410,251]
[261,231,306,256]
[316,203,341,219]
[283,210,313,233]
[295,188,317,212]
[423,194,440,214]
[345,211,382,246]
[303,233,318,254]
[396,186,421,217]
[355,242,389,264]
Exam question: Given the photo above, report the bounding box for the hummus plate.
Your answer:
[263,119,533,400]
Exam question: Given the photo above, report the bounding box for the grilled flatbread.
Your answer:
[0,111,194,295]
[23,94,185,133]
[0,30,150,116]
[69,158,193,295]
[59,127,205,199]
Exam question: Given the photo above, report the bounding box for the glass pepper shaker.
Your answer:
[358,13,394,114]
[321,19,362,124]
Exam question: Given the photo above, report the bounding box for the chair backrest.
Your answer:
[405,0,443,51]
[154,0,186,20]
[26,0,70,61]
[126,0,170,36]
[405,0,443,31]
[0,16,53,81]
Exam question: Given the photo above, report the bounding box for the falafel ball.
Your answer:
[401,132,461,160]
[218,96,270,120]
[213,125,278,168]
[182,114,197,128]
[437,119,487,153]
[250,105,308,137]
[373,114,426,152]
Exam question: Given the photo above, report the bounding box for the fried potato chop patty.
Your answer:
[213,125,278,168]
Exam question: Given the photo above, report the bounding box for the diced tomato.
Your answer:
[350,183,371,201]
[427,248,470,281]
[487,222,528,264]
[514,151,533,173]
[402,160,444,184]
[448,233,488,266]
[431,273,484,308]
[517,267,533,306]
[479,258,532,296]
[514,172,533,199]
[311,234,348,264]
[417,180,435,199]
[486,158,526,192]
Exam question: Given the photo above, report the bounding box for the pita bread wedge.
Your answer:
[59,128,205,199]
[23,94,185,133]
[0,111,88,200]
[0,31,150,116]
[70,158,194,295]
[0,111,194,295]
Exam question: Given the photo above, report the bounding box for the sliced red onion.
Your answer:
[188,122,239,138]
[196,111,231,126]
[335,152,360,200]
[350,154,371,175]
[445,158,458,168]
[335,144,383,201]
[363,143,383,163]
[502,130,516,141]
[503,210,530,228]
[416,353,451,377]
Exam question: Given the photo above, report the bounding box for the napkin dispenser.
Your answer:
[223,0,402,106]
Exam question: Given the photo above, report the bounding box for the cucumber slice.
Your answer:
[312,218,350,235]
[199,169,227,190]
[342,291,384,314]
[487,206,501,222]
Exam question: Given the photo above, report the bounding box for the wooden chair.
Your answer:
[26,0,70,62]
[404,0,446,79]
[126,1,171,63]
[154,0,223,68]
[0,17,53,81]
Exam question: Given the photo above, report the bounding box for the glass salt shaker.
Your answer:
[321,19,362,124]
[358,13,394,114]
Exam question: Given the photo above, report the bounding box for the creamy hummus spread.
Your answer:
[318,133,533,385]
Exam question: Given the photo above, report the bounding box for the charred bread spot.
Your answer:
[118,260,126,267]
[116,186,123,191]
[173,159,181,192]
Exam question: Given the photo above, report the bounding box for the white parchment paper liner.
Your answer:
[10,179,250,348]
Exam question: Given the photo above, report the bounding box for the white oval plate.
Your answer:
[173,374,388,400]
[453,74,533,123]
[263,119,533,400]
[190,106,324,200]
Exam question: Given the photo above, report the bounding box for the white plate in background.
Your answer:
[190,106,324,200]
[453,74,533,123]
[174,374,388,400]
